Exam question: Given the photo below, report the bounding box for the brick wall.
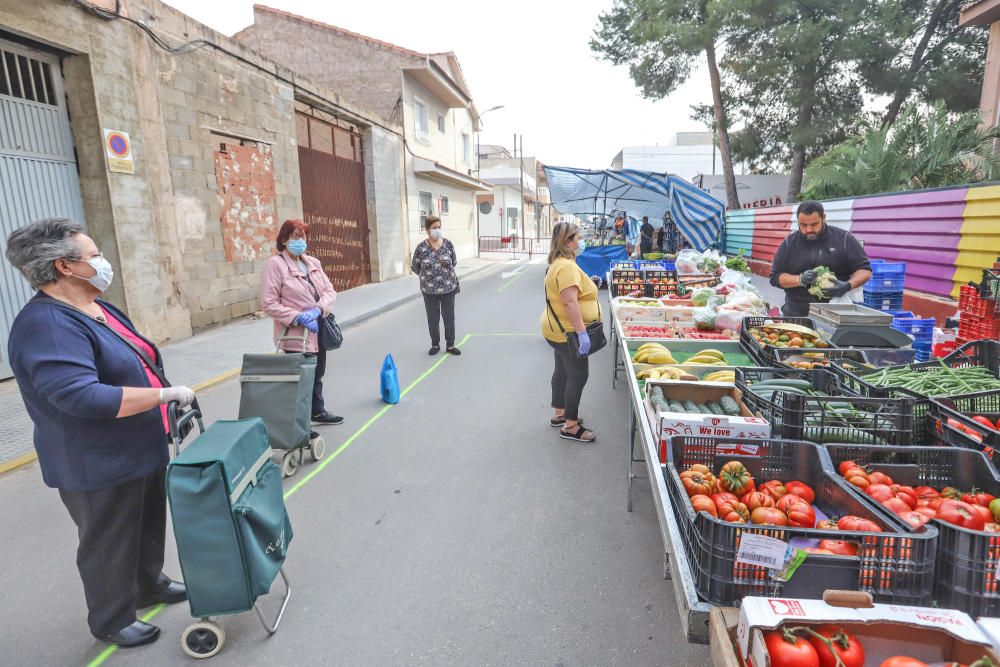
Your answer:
[214,143,278,263]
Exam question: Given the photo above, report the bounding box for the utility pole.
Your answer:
[518,134,525,246]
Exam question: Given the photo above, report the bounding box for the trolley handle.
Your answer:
[276,325,310,353]
[167,398,204,458]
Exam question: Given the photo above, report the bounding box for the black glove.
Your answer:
[822,279,852,298]
[799,270,818,287]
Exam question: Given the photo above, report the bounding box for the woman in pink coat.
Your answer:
[260,219,343,426]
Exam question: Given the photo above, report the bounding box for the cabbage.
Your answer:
[691,287,715,307]
[694,308,717,331]
[808,266,837,299]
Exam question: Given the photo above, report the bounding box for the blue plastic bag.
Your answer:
[380,354,400,404]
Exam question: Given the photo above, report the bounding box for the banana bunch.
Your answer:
[632,343,677,365]
[636,366,698,381]
[684,349,729,366]
[702,370,736,383]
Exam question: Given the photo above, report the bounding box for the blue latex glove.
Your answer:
[302,317,319,334]
[306,306,322,320]
[577,330,591,356]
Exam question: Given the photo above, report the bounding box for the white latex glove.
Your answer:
[160,386,196,407]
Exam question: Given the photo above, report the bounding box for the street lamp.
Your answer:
[475,105,505,257]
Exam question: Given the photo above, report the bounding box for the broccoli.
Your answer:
[808,266,837,299]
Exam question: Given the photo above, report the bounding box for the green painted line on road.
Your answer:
[496,269,529,292]
[86,604,166,667]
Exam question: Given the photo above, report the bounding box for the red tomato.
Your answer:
[761,480,789,501]
[818,539,859,556]
[914,506,938,519]
[866,484,894,503]
[711,492,740,507]
[786,481,816,504]
[763,630,820,667]
[784,500,817,528]
[751,507,788,526]
[961,490,996,507]
[838,515,882,532]
[881,497,912,515]
[936,500,987,531]
[899,511,931,529]
[843,468,871,490]
[940,486,963,500]
[806,624,865,667]
[879,659,927,667]
[690,494,718,517]
[743,491,776,511]
[816,519,840,531]
[868,471,894,486]
[777,494,806,512]
[914,486,939,502]
[969,503,994,526]
[972,415,998,430]
[804,548,835,555]
[838,460,860,476]
[889,484,917,508]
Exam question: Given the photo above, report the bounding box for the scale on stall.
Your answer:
[807,303,915,348]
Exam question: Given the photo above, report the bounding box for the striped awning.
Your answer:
[543,167,726,250]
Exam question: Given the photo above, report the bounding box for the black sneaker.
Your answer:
[312,412,345,426]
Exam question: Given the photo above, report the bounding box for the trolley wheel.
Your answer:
[181,620,225,659]
[281,450,299,478]
[309,435,326,461]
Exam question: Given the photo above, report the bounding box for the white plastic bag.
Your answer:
[832,287,864,305]
[675,249,701,275]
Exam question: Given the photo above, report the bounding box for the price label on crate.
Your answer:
[736,534,789,569]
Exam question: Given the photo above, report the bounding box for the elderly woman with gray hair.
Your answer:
[5,218,195,648]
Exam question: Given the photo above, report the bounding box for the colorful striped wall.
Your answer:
[724,183,1000,299]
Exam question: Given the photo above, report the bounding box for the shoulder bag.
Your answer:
[543,271,607,359]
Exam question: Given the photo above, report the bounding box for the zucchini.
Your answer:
[706,401,725,416]
[802,427,888,445]
[668,401,686,413]
[719,396,740,416]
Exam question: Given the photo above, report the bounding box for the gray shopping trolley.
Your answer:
[238,329,325,477]
[167,411,293,659]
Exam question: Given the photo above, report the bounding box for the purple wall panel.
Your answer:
[850,189,966,296]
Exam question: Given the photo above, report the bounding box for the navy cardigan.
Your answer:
[8,295,168,492]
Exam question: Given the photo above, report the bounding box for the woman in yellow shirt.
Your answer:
[541,222,600,442]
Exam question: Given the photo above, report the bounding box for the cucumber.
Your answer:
[720,396,740,416]
[668,401,686,413]
[652,397,670,412]
[706,401,725,416]
[802,427,888,445]
[683,400,701,413]
[650,386,665,403]
[752,379,815,392]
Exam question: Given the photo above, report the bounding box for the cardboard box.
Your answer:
[738,594,1000,667]
[644,382,771,462]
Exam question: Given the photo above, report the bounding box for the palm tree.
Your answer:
[802,102,1000,200]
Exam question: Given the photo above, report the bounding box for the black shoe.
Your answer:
[446,346,462,356]
[429,345,440,355]
[310,430,320,440]
[100,620,161,647]
[138,579,187,608]
[312,411,345,425]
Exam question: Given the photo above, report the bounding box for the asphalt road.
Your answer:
[0,259,708,666]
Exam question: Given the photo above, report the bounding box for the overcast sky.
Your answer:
[161,0,711,169]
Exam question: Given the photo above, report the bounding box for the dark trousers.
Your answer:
[548,340,590,421]
[311,347,327,415]
[423,290,457,347]
[58,467,170,638]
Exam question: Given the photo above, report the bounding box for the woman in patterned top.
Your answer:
[411,216,461,356]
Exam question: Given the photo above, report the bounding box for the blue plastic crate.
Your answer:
[869,260,907,291]
[892,316,935,339]
[862,289,904,311]
[885,310,914,320]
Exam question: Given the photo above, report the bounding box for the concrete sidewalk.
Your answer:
[0,257,510,471]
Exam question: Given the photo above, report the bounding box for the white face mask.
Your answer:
[71,255,114,292]
[574,239,587,256]
[430,228,443,240]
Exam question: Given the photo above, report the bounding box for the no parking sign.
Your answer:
[103,128,134,174]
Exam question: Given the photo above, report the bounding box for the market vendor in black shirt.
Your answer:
[769,200,873,317]
[639,217,654,254]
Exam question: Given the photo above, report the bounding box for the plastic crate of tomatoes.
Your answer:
[932,388,1000,456]
[735,368,912,446]
[826,444,1000,618]
[740,316,834,366]
[663,436,936,607]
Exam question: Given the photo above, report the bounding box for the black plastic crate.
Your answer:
[944,339,1000,375]
[831,354,1000,444]
[740,316,834,366]
[772,347,868,370]
[981,269,1000,301]
[610,282,645,298]
[735,368,911,445]
[825,444,1000,618]
[932,389,1000,456]
[664,436,936,607]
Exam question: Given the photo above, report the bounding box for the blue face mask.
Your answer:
[287,239,307,256]
[575,239,587,256]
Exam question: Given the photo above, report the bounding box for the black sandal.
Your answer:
[550,416,584,428]
[559,424,596,442]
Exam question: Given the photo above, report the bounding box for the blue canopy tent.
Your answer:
[543,167,726,251]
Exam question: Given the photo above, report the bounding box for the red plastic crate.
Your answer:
[960,285,1000,319]
[958,312,1000,341]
